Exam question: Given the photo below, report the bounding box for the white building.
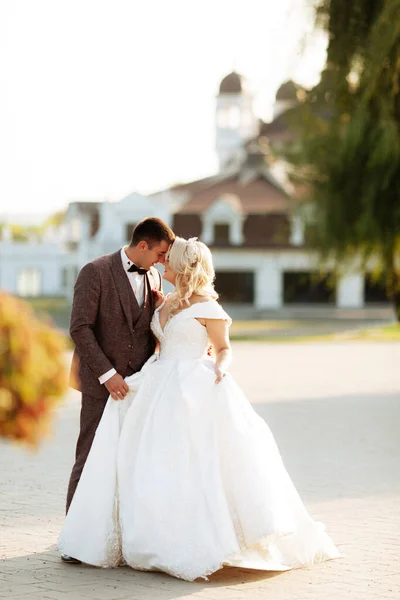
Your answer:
[0,72,388,310]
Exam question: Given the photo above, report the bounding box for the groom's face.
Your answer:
[140,240,170,269]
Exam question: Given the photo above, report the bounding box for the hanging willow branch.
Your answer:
[282,0,400,319]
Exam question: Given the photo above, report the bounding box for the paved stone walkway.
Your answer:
[1,342,399,600]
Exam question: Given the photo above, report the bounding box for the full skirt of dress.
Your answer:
[58,355,341,581]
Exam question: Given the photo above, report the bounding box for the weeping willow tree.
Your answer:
[287,0,400,319]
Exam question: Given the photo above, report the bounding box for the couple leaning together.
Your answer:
[59,217,340,582]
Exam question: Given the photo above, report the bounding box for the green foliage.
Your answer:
[0,209,66,242]
[43,209,66,229]
[282,0,400,319]
[10,224,42,242]
[0,292,69,447]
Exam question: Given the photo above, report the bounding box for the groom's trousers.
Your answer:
[66,393,107,513]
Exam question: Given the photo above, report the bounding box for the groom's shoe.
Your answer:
[61,554,81,564]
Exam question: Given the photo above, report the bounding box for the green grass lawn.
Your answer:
[230,322,400,342]
[324,323,400,342]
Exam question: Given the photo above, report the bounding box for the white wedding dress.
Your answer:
[59,299,340,581]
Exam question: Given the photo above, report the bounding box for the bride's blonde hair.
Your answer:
[166,237,218,316]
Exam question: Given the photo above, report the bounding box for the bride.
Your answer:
[58,236,340,581]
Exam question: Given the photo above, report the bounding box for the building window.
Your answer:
[126,222,137,243]
[364,275,389,303]
[303,222,318,246]
[61,267,79,289]
[213,223,230,245]
[61,267,69,288]
[215,271,254,303]
[217,105,241,129]
[17,269,41,297]
[283,271,336,304]
[72,265,79,283]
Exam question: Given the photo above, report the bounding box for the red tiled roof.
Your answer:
[177,176,288,215]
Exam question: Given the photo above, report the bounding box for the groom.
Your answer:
[63,217,174,562]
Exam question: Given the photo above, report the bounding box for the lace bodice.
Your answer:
[151,299,232,361]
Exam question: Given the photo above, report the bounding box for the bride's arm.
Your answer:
[204,319,232,384]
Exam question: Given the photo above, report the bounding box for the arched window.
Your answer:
[217,105,241,129]
[213,223,230,244]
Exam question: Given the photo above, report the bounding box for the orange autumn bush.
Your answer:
[0,292,69,447]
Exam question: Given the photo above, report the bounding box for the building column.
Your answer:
[255,260,282,309]
[201,218,213,245]
[289,214,304,246]
[337,272,364,307]
[230,217,244,245]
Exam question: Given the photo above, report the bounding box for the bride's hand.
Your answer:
[152,289,164,308]
[215,366,226,384]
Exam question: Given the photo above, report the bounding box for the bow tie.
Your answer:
[127,263,148,275]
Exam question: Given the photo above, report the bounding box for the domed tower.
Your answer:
[273,80,302,119]
[215,71,257,172]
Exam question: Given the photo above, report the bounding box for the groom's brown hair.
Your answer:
[129,217,175,248]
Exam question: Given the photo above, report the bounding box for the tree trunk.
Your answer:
[385,248,400,323]
[392,288,400,323]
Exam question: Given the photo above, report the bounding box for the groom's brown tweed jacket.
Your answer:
[70,249,162,400]
[66,249,162,512]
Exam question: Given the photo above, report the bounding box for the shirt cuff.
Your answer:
[98,368,117,385]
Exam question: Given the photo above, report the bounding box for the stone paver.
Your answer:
[1,342,400,600]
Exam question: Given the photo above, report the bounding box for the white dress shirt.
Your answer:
[120,246,146,307]
[98,247,146,385]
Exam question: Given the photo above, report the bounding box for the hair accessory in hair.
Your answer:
[186,237,199,266]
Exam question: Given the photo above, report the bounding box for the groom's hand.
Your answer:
[152,289,164,308]
[105,373,129,400]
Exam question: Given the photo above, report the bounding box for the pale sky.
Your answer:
[0,0,326,221]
